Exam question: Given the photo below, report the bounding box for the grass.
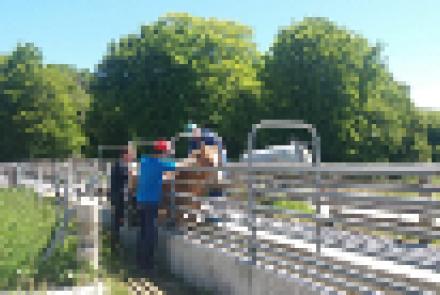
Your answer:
[273,200,315,214]
[98,230,132,295]
[103,277,132,295]
[0,187,57,289]
[0,187,95,290]
[32,217,96,289]
[0,186,212,293]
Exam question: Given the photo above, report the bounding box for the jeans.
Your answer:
[137,202,158,269]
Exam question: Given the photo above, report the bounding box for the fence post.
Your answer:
[16,162,21,187]
[250,120,322,255]
[38,162,43,188]
[246,125,257,295]
[314,135,322,254]
[10,164,17,187]
[248,126,258,265]
[419,174,432,245]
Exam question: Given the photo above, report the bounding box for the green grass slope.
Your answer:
[0,187,57,288]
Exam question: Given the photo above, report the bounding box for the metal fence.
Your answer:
[0,159,109,269]
[2,120,440,292]
[164,163,440,293]
[160,120,440,293]
[0,159,108,199]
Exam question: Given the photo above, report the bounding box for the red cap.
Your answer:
[153,140,171,152]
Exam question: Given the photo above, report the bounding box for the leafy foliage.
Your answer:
[87,13,262,158]
[261,17,430,162]
[1,15,436,162]
[420,109,440,161]
[0,44,90,161]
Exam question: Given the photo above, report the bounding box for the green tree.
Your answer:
[0,44,90,160]
[261,17,429,162]
[87,13,262,157]
[420,109,440,161]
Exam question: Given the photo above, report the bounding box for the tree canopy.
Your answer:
[87,13,262,157]
[1,14,438,162]
[261,17,430,162]
[0,43,90,160]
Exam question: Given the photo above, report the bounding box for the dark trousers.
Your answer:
[111,203,124,248]
[137,202,159,269]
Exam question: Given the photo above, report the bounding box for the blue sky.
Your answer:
[1,0,438,108]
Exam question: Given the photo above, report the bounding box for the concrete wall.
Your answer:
[157,228,321,295]
[70,197,101,270]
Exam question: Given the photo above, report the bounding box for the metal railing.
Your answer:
[159,120,440,293]
[4,121,439,292]
[0,159,108,268]
[163,161,440,293]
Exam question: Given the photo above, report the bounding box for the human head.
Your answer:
[184,122,198,134]
[121,146,135,163]
[186,123,200,154]
[188,128,222,163]
[153,139,172,158]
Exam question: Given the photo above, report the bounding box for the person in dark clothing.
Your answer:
[109,147,134,249]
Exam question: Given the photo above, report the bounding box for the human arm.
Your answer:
[128,162,138,197]
[160,158,176,172]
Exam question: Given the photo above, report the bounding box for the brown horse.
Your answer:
[159,143,222,228]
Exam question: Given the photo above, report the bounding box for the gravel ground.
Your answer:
[255,214,440,272]
[184,202,440,293]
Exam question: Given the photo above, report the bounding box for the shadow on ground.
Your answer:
[100,229,213,295]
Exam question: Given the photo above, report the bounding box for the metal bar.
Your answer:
[133,140,155,146]
[171,163,440,174]
[247,185,440,194]
[258,120,316,131]
[314,136,322,254]
[98,145,128,160]
[247,125,257,266]
[251,120,322,254]
[16,162,21,187]
[247,190,440,206]
[246,124,256,295]
[419,175,434,244]
[172,162,440,172]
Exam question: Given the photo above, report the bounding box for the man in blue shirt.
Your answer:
[136,139,176,271]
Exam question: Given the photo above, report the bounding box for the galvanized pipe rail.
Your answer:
[164,163,440,293]
[0,159,108,269]
[153,120,440,292]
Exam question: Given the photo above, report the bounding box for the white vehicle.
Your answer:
[240,140,313,164]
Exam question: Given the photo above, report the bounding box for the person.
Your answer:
[166,124,226,228]
[109,146,134,249]
[136,139,176,270]
[185,123,227,167]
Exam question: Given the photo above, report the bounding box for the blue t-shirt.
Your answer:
[136,155,176,203]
